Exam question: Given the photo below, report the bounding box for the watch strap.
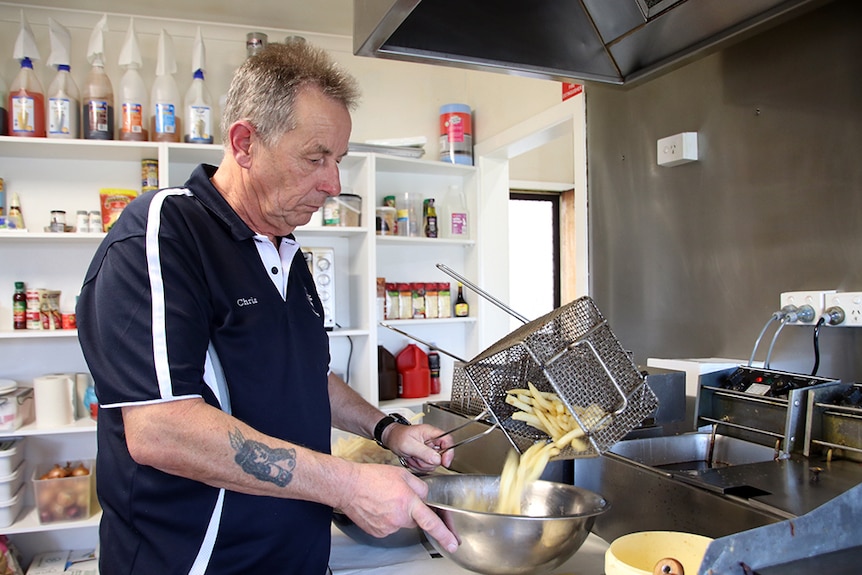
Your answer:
[373,413,411,448]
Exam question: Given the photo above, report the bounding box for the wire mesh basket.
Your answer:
[450,361,486,417]
[462,295,659,459]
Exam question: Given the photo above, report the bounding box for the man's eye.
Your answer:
[309,157,324,165]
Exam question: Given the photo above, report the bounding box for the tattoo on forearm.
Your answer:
[229,428,296,487]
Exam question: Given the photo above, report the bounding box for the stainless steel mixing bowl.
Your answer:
[421,474,609,575]
[332,509,423,548]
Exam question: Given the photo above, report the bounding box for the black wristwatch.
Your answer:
[373,413,411,448]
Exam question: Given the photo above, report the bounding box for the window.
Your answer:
[507,191,561,330]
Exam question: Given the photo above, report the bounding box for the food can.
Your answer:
[439,103,473,165]
[142,159,159,192]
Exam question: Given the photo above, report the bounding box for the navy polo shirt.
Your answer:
[77,164,333,575]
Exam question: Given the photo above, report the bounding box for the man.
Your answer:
[77,42,458,574]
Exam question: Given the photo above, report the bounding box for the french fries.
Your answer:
[331,435,400,465]
[495,441,560,515]
[505,381,608,452]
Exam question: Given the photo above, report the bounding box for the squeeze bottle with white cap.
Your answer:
[151,30,181,143]
[118,18,148,141]
[46,18,79,139]
[0,67,8,135]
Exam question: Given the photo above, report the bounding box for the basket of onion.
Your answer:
[33,460,93,524]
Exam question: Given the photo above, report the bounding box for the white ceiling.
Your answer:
[15,0,355,37]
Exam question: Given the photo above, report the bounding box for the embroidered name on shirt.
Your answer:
[237,297,259,307]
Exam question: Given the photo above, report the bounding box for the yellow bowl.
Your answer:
[605,531,713,575]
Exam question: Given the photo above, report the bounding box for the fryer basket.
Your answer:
[461,296,659,458]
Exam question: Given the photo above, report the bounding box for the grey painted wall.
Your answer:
[587,0,862,381]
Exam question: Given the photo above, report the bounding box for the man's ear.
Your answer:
[228,121,255,169]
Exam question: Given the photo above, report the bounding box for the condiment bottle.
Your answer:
[454,282,469,317]
[118,18,148,141]
[7,193,24,230]
[424,198,438,238]
[47,64,79,139]
[151,30,181,143]
[184,69,214,143]
[13,282,26,330]
[82,58,115,139]
[8,57,46,137]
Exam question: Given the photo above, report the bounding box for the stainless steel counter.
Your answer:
[329,524,609,575]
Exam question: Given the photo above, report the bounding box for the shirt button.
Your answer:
[271,266,279,275]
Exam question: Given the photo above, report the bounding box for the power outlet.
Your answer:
[779,290,835,324]
[657,132,698,167]
[823,292,862,327]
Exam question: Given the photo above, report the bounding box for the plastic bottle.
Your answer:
[396,344,430,399]
[428,346,441,395]
[82,59,114,139]
[7,193,24,230]
[0,75,8,136]
[47,64,79,139]
[151,71,181,143]
[184,69,213,144]
[442,184,469,239]
[8,57,46,137]
[13,282,26,330]
[118,64,148,141]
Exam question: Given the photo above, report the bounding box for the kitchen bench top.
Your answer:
[330,524,610,575]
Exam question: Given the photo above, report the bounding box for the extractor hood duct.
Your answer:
[354,0,830,85]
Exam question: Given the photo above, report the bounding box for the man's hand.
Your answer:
[383,422,455,473]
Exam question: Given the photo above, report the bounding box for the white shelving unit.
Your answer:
[0,137,480,560]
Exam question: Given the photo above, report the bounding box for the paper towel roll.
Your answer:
[34,375,75,427]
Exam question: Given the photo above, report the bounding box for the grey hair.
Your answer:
[221,41,360,148]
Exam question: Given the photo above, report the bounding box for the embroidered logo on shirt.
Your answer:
[237,297,259,307]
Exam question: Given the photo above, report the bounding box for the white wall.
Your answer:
[0,3,571,183]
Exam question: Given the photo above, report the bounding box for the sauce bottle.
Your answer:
[454,283,470,317]
[13,282,27,330]
[118,62,148,141]
[8,57,46,137]
[184,69,213,143]
[7,193,24,230]
[82,58,114,139]
[47,64,79,139]
[0,74,8,136]
[428,345,441,395]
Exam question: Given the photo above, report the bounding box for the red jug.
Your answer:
[396,344,431,399]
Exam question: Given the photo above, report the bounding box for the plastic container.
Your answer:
[151,73,181,142]
[378,346,399,401]
[33,460,94,524]
[442,184,469,239]
[0,463,24,501]
[376,206,396,235]
[47,64,79,139]
[439,103,473,165]
[184,69,214,144]
[396,344,430,399]
[8,57,46,138]
[82,62,114,139]
[605,531,713,575]
[118,65,149,141]
[0,387,34,432]
[0,439,24,476]
[0,485,24,528]
[323,193,362,227]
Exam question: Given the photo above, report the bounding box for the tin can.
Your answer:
[439,103,473,165]
[142,159,159,192]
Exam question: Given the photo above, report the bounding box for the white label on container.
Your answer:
[11,96,35,133]
[187,105,212,141]
[48,98,73,135]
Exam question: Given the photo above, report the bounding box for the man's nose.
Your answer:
[321,163,341,196]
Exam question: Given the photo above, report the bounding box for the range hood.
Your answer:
[354,0,829,85]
